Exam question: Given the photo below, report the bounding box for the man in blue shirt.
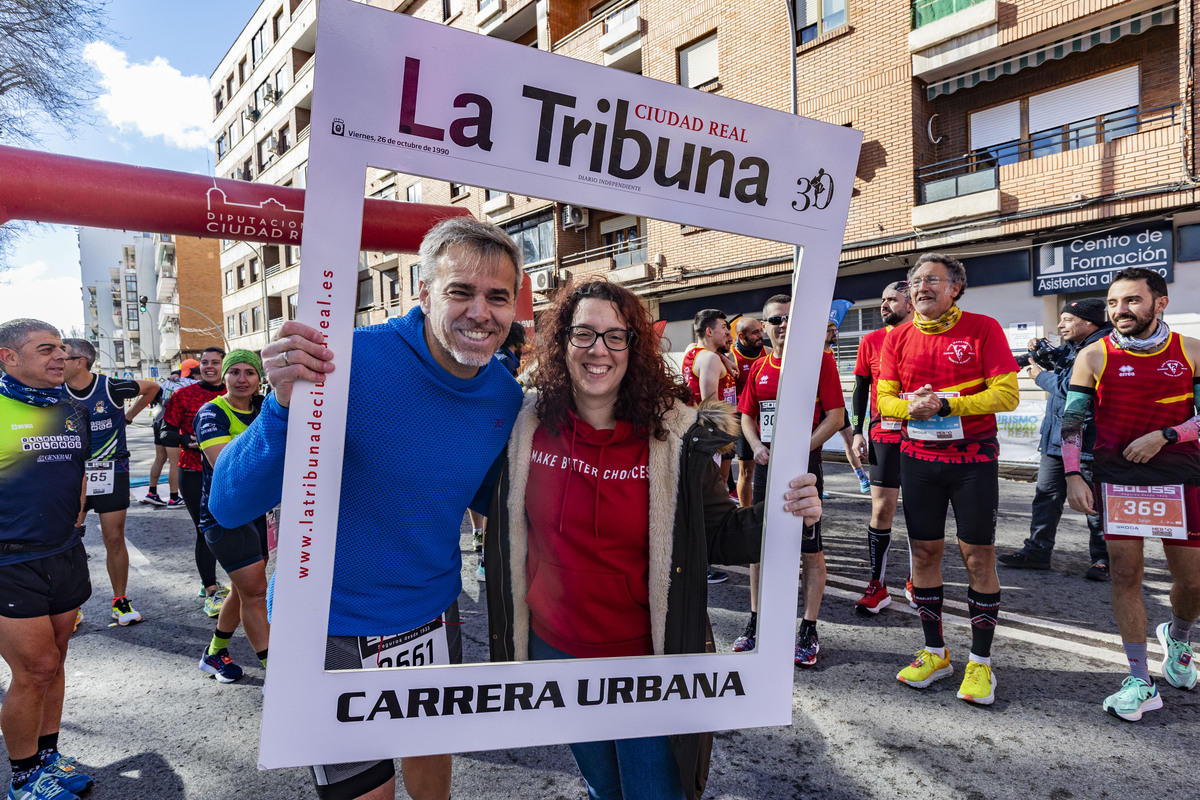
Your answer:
[210,217,523,800]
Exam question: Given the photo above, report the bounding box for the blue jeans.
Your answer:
[1023,454,1107,563]
[528,632,686,800]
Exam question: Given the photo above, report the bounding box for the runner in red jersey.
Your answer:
[731,316,769,509]
[680,308,737,407]
[733,295,845,664]
[163,347,229,612]
[1064,267,1200,721]
[850,281,913,614]
[877,254,1019,707]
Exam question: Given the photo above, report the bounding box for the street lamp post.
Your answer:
[783,1,801,271]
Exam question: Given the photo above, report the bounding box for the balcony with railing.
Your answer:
[912,103,1180,227]
[563,234,651,283]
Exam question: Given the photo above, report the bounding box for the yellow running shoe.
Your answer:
[957,660,996,705]
[897,648,953,688]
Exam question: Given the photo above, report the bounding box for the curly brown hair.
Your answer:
[533,279,691,440]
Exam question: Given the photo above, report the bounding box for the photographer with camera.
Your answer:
[1000,298,1111,579]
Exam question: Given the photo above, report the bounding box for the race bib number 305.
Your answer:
[356,619,450,669]
[759,400,777,444]
[1102,483,1187,539]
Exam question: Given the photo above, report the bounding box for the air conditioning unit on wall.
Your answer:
[562,205,589,230]
[530,267,557,292]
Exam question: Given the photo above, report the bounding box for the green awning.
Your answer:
[927,3,1176,100]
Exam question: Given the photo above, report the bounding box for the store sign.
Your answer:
[1033,223,1172,296]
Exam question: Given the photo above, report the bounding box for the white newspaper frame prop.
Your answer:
[261,0,861,769]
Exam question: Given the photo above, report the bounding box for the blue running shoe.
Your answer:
[8,766,79,800]
[39,755,92,797]
[199,647,244,683]
[794,629,819,666]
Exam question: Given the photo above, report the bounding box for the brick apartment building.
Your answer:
[211,0,1200,390]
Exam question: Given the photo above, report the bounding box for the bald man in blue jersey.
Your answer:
[210,217,523,800]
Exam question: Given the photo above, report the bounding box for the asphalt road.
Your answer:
[2,421,1197,798]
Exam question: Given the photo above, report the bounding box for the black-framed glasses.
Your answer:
[765,314,789,325]
[566,326,636,351]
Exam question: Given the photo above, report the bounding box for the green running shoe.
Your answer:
[1103,676,1162,721]
[1156,622,1197,690]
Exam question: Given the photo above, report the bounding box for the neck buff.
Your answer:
[0,373,62,408]
[734,340,764,360]
[1110,319,1171,354]
[913,303,962,334]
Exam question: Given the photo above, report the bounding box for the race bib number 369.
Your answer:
[1102,483,1187,539]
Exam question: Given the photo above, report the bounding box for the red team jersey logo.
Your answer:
[943,340,977,365]
[1159,359,1188,378]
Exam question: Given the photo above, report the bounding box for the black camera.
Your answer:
[1015,338,1061,370]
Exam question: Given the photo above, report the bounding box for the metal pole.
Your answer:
[784,1,801,270]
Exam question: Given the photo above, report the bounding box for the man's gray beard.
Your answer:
[433,326,496,368]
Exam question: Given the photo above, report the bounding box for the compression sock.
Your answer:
[1124,641,1151,682]
[798,618,817,638]
[256,648,269,667]
[36,732,59,766]
[10,754,41,788]
[967,588,1001,659]
[866,526,891,583]
[1169,614,1195,643]
[912,585,945,649]
[208,628,236,656]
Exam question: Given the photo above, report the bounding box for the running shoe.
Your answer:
[794,629,819,666]
[855,580,892,615]
[732,619,757,652]
[1103,676,1162,721]
[39,755,93,796]
[203,590,225,618]
[472,530,484,552]
[855,468,870,493]
[904,577,917,609]
[140,491,167,507]
[72,610,82,634]
[1084,562,1110,582]
[7,766,80,800]
[1156,621,1198,690]
[199,647,244,683]
[821,491,830,500]
[897,648,953,688]
[998,550,1051,570]
[111,597,142,626]
[197,584,231,599]
[476,563,486,581]
[957,661,996,705]
[165,497,186,509]
[707,568,728,584]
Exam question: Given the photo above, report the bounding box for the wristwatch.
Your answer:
[937,398,952,417]
[1162,427,1179,444]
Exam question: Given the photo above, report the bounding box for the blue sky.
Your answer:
[1,0,260,334]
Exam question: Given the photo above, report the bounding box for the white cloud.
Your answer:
[0,261,85,336]
[83,42,211,151]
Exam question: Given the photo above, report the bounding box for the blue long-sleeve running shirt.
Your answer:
[210,306,522,636]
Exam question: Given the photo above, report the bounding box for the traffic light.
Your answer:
[139,296,148,313]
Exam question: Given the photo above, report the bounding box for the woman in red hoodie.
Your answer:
[484,280,822,800]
